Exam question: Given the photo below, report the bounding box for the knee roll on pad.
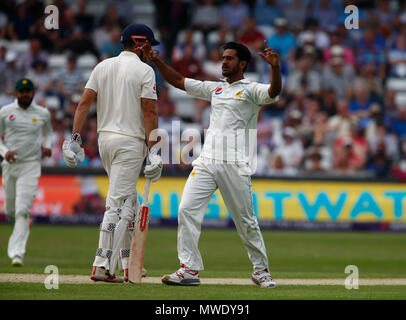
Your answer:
[120,248,130,258]
[119,196,138,222]
[100,222,116,232]
[97,226,114,259]
[97,209,119,257]
[101,208,119,228]
[96,247,112,259]
[99,222,116,232]
[100,208,119,232]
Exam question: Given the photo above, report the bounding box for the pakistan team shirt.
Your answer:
[184,77,279,164]
[0,100,52,162]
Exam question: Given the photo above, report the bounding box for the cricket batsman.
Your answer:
[142,40,282,288]
[62,24,163,282]
[0,78,53,266]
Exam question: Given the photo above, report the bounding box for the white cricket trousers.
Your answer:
[2,160,40,260]
[177,157,269,271]
[98,132,146,209]
[93,132,147,268]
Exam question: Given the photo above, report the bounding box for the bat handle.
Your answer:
[142,178,151,206]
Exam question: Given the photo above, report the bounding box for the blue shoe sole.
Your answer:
[162,277,201,286]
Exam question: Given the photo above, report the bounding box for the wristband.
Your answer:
[71,133,82,144]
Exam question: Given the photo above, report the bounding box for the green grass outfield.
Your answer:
[1,224,406,300]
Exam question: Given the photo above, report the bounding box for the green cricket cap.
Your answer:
[15,78,34,92]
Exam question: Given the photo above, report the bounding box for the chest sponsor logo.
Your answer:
[215,88,223,95]
[9,114,15,122]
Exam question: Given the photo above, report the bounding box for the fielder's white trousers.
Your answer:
[93,132,147,268]
[2,160,40,260]
[177,157,269,271]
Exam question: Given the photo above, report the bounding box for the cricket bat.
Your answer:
[128,178,151,283]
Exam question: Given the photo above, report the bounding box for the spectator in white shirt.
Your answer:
[272,126,304,171]
[202,47,223,80]
[191,0,221,38]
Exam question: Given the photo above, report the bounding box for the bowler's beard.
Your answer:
[222,64,239,77]
[18,96,33,108]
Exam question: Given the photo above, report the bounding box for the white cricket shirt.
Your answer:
[0,100,52,162]
[184,77,279,163]
[85,51,157,140]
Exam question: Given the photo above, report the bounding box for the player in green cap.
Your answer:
[0,78,53,266]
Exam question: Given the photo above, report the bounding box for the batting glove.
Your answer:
[62,133,85,168]
[144,145,163,182]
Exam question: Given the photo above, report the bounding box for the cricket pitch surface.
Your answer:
[1,274,406,286]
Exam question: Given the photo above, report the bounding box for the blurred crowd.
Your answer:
[1,0,406,180]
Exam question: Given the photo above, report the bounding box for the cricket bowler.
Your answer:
[0,78,53,266]
[142,40,282,287]
[62,24,163,283]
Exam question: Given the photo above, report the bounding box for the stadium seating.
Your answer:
[168,85,196,119]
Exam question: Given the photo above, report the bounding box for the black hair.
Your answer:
[223,42,251,72]
[122,40,136,49]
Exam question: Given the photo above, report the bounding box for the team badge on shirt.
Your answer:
[235,90,243,98]
[32,117,37,123]
[215,88,223,95]
[9,114,15,122]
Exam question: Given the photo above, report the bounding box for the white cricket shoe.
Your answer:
[161,264,200,286]
[90,266,124,283]
[11,256,24,267]
[251,269,277,288]
[123,267,148,282]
